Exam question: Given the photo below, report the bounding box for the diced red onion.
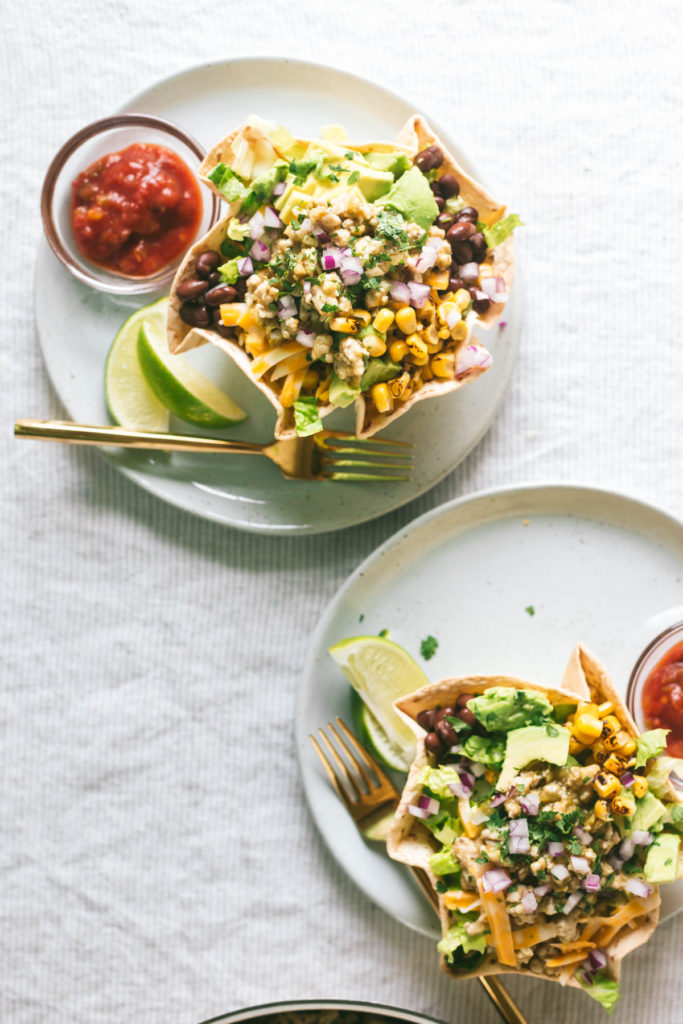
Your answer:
[237,256,254,276]
[455,344,493,378]
[509,817,530,855]
[417,794,440,815]
[510,818,528,837]
[547,841,564,858]
[534,884,551,897]
[415,244,439,274]
[340,256,363,286]
[481,276,506,300]
[620,772,635,788]
[570,855,590,874]
[312,227,331,244]
[248,211,265,239]
[607,853,623,872]
[583,874,602,892]
[445,308,461,330]
[482,868,512,894]
[298,217,312,234]
[520,889,538,914]
[619,839,635,862]
[277,295,297,319]
[562,891,583,915]
[302,280,312,296]
[448,779,471,800]
[272,181,286,196]
[407,803,431,819]
[551,863,569,882]
[519,792,540,816]
[408,281,431,308]
[491,792,507,808]
[574,826,592,845]
[588,949,607,971]
[469,761,487,778]
[322,248,342,271]
[250,239,270,262]
[631,830,653,846]
[296,329,314,348]
[263,206,283,229]
[470,806,489,826]
[459,262,480,284]
[390,280,411,303]
[498,320,508,329]
[625,877,651,898]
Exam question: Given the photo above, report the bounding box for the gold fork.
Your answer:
[310,719,529,1024]
[13,421,412,482]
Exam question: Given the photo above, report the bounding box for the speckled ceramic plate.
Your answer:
[297,483,683,937]
[34,57,522,534]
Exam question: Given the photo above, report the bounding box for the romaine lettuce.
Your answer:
[635,728,669,769]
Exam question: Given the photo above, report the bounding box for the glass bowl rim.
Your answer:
[626,616,683,718]
[40,111,220,295]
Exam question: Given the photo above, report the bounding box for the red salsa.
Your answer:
[71,143,202,277]
[642,639,683,757]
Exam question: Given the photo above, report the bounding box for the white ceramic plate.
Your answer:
[297,483,683,938]
[34,57,522,535]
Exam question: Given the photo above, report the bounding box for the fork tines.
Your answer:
[316,432,413,482]
[311,718,390,806]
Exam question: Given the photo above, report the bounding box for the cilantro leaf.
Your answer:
[420,635,439,660]
[376,209,409,246]
[525,605,535,616]
[293,396,323,437]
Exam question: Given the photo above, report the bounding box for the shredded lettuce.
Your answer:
[578,972,620,1014]
[293,397,323,437]
[437,912,487,964]
[429,845,460,877]
[424,812,462,845]
[667,804,683,833]
[646,755,683,798]
[635,728,669,769]
[207,163,249,204]
[418,765,462,801]
[482,213,523,248]
[463,733,506,768]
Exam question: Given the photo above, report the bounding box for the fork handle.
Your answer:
[14,420,265,455]
[411,867,528,1024]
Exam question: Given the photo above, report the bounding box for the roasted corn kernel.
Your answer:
[603,753,630,776]
[303,369,320,390]
[592,743,609,765]
[594,799,610,821]
[611,794,636,817]
[574,712,603,744]
[389,339,409,362]
[395,307,418,335]
[425,269,450,290]
[417,299,435,321]
[601,715,621,739]
[371,383,393,413]
[597,701,615,718]
[605,731,636,756]
[389,372,411,400]
[364,335,387,358]
[438,327,451,340]
[431,353,454,378]
[618,735,637,757]
[594,772,621,799]
[451,321,468,342]
[569,735,586,756]
[454,288,471,311]
[372,308,395,334]
[329,317,358,334]
[631,776,648,798]
[351,308,372,326]
[438,302,459,327]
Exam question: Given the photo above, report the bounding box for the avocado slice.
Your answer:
[497,724,571,792]
[644,832,680,883]
[349,162,394,201]
[375,165,439,230]
[630,791,668,834]
[359,355,402,392]
[328,373,360,408]
[364,150,411,179]
[467,687,554,733]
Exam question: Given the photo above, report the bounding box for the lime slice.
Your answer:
[104,297,170,431]
[330,635,429,771]
[137,310,247,429]
[350,688,412,773]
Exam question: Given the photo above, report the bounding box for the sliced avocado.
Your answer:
[350,162,394,202]
[359,356,402,392]
[241,160,288,214]
[630,791,668,834]
[364,150,411,178]
[277,188,314,224]
[644,832,680,883]
[328,373,360,409]
[553,703,576,724]
[468,688,554,733]
[376,165,439,230]
[497,724,571,792]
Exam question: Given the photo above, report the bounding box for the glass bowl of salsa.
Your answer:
[41,113,220,295]
[628,618,683,774]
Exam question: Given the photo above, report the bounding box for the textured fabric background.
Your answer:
[2,1,683,1022]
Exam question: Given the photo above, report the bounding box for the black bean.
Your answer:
[424,732,442,755]
[430,180,442,197]
[207,271,220,286]
[205,283,237,306]
[449,276,467,292]
[456,206,479,223]
[437,173,460,198]
[417,709,436,731]
[215,324,234,339]
[456,693,475,709]
[414,145,443,172]
[234,278,247,298]
[446,221,475,243]
[450,240,473,264]
[434,706,455,724]
[176,278,209,300]
[179,302,211,328]
[470,289,491,314]
[434,195,445,213]
[212,307,223,324]
[436,718,459,747]
[457,707,476,726]
[469,233,487,261]
[436,212,455,231]
[195,250,221,278]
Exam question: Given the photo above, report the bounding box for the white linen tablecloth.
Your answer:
[3,1,683,1021]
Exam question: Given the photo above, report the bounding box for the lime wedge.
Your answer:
[350,688,412,773]
[104,297,170,431]
[330,635,429,772]
[137,310,247,429]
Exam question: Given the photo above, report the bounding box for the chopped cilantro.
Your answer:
[376,209,409,246]
[344,151,355,159]
[321,302,338,313]
[546,724,559,737]
[420,635,439,660]
[525,605,535,616]
[435,880,447,894]
[326,172,340,183]
[475,852,490,864]
[568,838,582,855]
[347,169,360,185]
[359,614,365,623]
[378,628,389,638]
